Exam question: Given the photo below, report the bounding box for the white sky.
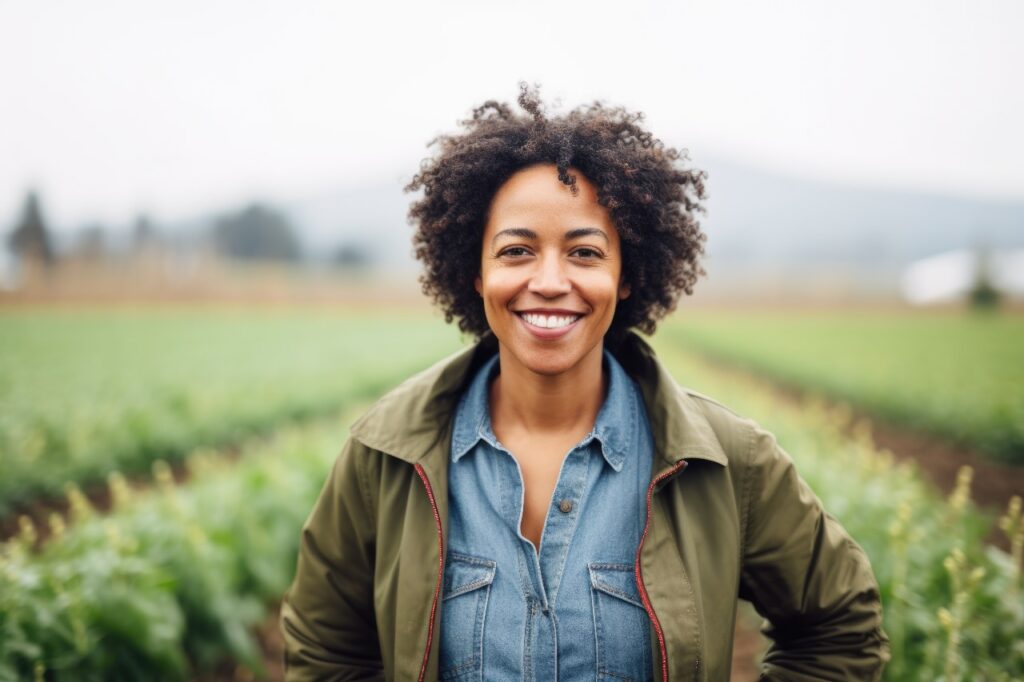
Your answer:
[1,0,1022,231]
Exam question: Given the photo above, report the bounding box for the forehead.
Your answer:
[486,164,612,228]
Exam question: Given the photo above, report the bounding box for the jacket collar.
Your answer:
[449,347,640,473]
[349,330,729,469]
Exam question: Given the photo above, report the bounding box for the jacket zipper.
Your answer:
[414,462,445,682]
[417,457,687,682]
[634,458,688,682]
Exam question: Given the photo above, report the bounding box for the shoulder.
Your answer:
[681,386,790,476]
[680,385,758,433]
[614,331,773,468]
[348,335,498,462]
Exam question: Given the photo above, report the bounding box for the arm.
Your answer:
[738,422,890,682]
[280,437,385,681]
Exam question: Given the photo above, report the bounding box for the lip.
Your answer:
[515,310,583,340]
[514,308,585,315]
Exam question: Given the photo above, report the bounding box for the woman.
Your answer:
[281,83,890,681]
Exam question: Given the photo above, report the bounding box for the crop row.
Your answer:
[0,416,345,681]
[0,309,461,515]
[660,312,1024,463]
[650,336,1024,680]
[1,319,1020,680]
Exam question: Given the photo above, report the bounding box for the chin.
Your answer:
[507,340,602,378]
[523,355,576,377]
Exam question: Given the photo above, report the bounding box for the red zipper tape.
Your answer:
[414,463,445,682]
[635,459,688,682]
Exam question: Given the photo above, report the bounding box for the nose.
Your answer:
[527,252,571,297]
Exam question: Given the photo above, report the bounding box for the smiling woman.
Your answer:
[280,82,890,681]
[477,164,630,378]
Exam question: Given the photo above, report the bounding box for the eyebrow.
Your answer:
[491,227,609,248]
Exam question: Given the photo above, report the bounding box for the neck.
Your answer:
[489,342,607,437]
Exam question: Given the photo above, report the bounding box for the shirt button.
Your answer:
[558,499,573,513]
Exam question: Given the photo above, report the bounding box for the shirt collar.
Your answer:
[450,349,636,473]
[450,352,501,461]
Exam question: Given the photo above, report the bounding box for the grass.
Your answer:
[660,309,1024,463]
[0,306,463,514]
[3,306,1021,679]
[650,333,1024,680]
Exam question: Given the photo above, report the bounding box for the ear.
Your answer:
[618,280,631,300]
[474,276,483,296]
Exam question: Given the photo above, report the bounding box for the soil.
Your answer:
[731,604,767,681]
[691,354,1024,550]
[862,417,1022,515]
[199,603,285,682]
[8,346,1018,679]
[0,445,234,545]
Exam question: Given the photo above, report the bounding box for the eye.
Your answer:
[498,246,531,258]
[572,247,603,259]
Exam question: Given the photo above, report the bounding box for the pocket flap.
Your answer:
[444,552,496,600]
[588,562,643,608]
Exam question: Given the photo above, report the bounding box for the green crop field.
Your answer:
[648,336,1024,681]
[1,307,1021,680]
[660,310,1024,463]
[0,307,462,514]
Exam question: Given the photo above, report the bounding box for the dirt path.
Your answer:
[32,349,1007,680]
[731,604,766,681]
[690,354,1024,523]
[0,442,240,545]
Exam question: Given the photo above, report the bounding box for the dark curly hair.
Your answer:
[405,82,708,344]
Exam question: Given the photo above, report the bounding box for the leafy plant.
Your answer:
[652,338,1024,680]
[660,312,1024,463]
[0,420,344,680]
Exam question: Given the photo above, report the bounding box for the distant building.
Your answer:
[900,248,1024,304]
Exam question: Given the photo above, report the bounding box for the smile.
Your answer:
[519,312,581,329]
[514,311,584,340]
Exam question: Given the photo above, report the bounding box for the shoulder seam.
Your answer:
[740,422,755,557]
[683,388,750,423]
[352,439,376,521]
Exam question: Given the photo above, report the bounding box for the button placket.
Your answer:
[537,445,590,611]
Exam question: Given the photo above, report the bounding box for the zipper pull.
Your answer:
[653,459,688,493]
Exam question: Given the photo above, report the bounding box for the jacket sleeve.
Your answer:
[280,436,385,681]
[738,422,890,682]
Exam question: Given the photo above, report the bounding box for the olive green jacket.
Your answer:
[280,332,889,681]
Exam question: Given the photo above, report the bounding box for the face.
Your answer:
[475,163,630,377]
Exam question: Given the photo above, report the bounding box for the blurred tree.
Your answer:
[332,242,372,270]
[72,224,107,261]
[131,214,160,251]
[7,190,55,266]
[212,203,302,262]
[968,243,1002,311]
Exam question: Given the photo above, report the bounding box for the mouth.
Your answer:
[516,311,583,330]
[514,311,584,339]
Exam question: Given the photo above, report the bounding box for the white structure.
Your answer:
[901,248,1024,304]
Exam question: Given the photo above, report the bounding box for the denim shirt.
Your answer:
[441,349,655,681]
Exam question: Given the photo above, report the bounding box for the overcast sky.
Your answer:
[1,0,1021,232]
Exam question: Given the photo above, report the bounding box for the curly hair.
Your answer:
[405,82,708,344]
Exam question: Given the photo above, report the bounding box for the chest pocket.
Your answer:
[439,552,497,680]
[589,562,653,682]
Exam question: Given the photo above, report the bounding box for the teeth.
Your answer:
[521,313,580,329]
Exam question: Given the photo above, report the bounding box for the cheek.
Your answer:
[581,269,624,302]
[477,269,520,310]
[479,265,518,289]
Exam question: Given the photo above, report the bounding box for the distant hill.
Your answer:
[701,158,1024,267]
[280,158,1024,277]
